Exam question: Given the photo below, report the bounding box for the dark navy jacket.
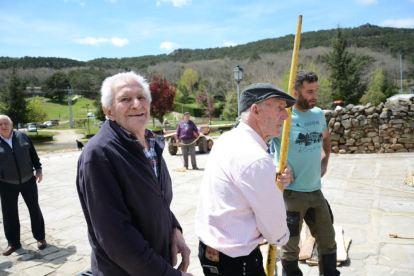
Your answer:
[76,120,181,276]
[0,130,42,184]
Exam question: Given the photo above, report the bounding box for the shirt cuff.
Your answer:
[36,169,42,174]
[273,226,290,246]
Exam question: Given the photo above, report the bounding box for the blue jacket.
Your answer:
[77,120,181,276]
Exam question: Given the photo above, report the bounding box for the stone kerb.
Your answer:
[325,96,414,154]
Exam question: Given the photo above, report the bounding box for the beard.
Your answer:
[297,93,316,110]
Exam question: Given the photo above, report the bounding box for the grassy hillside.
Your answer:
[37,96,96,121]
[1,24,413,70]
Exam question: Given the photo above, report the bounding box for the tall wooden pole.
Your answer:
[265,15,302,276]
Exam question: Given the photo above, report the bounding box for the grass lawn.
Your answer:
[37,96,96,121]
[210,120,236,125]
[25,131,55,137]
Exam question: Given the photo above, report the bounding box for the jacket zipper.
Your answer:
[1,137,22,184]
[11,149,22,185]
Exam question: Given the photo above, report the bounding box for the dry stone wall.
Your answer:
[324,96,414,154]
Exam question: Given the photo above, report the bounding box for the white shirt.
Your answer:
[0,131,13,149]
[195,122,289,257]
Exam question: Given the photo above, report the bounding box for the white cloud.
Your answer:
[110,37,130,47]
[380,17,414,28]
[156,1,161,6]
[162,0,191,7]
[160,41,180,51]
[74,36,130,47]
[79,2,86,7]
[355,0,377,5]
[223,40,237,47]
[109,0,117,3]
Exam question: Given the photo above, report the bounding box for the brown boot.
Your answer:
[2,244,22,256]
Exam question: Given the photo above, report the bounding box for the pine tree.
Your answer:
[2,68,28,128]
[322,28,371,104]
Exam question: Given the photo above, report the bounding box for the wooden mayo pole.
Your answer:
[265,15,302,276]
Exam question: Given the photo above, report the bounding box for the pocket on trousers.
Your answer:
[283,190,295,199]
[198,243,223,275]
[286,211,301,237]
[243,250,265,276]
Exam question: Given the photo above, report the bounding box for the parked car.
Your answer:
[27,124,37,132]
[51,120,59,126]
[87,112,94,118]
[43,121,52,127]
[37,123,47,129]
[98,121,105,128]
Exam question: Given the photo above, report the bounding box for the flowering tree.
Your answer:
[149,75,176,125]
[197,93,216,124]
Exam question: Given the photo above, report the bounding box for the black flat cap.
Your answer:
[240,83,296,113]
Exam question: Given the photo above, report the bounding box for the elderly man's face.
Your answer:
[184,114,190,122]
[257,98,289,138]
[104,81,150,134]
[0,117,13,139]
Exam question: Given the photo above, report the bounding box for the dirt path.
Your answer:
[39,129,84,142]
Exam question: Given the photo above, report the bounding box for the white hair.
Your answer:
[0,115,12,123]
[240,109,251,121]
[101,71,151,110]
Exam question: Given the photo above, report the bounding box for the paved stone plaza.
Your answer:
[0,147,413,275]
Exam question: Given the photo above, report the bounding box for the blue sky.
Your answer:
[1,0,414,61]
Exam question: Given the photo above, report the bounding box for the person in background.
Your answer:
[163,118,171,127]
[76,72,192,276]
[195,83,296,276]
[76,140,84,151]
[0,115,46,256]
[176,112,200,170]
[271,70,338,276]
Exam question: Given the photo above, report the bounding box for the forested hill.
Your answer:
[1,24,413,70]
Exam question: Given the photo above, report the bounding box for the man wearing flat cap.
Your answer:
[195,83,296,276]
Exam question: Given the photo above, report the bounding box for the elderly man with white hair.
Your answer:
[76,72,192,276]
[0,115,46,256]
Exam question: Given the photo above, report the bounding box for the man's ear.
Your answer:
[103,106,114,121]
[251,104,260,117]
[294,89,299,99]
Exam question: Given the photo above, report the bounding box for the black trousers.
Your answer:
[199,241,266,276]
[0,177,45,246]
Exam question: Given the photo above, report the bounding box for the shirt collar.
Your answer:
[0,130,13,141]
[237,122,268,151]
[120,127,164,150]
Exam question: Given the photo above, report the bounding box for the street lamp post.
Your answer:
[86,104,90,135]
[233,65,244,117]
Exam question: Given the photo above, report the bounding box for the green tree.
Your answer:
[42,71,70,102]
[68,68,107,99]
[174,87,185,103]
[27,96,47,122]
[2,68,28,127]
[360,67,397,105]
[93,97,106,122]
[321,27,371,104]
[222,90,238,119]
[277,63,332,109]
[180,68,199,99]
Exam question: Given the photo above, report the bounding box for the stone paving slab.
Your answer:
[0,148,412,275]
